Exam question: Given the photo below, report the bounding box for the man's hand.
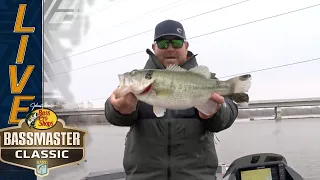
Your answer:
[198,93,225,119]
[110,89,138,115]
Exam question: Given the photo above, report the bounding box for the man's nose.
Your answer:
[166,43,174,51]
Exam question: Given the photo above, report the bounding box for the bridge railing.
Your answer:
[55,108,105,116]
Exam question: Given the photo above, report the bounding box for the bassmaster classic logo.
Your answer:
[0,108,87,177]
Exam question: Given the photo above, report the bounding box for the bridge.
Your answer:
[54,97,320,120]
[239,97,320,120]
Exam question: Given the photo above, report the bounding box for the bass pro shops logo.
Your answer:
[0,108,87,177]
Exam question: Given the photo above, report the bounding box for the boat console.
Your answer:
[223,153,304,180]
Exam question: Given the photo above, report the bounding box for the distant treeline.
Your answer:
[59,106,320,125]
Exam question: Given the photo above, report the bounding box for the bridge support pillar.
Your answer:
[274,107,282,120]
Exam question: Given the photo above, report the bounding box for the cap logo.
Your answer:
[177,28,183,33]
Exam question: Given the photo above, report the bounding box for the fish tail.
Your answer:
[226,74,252,104]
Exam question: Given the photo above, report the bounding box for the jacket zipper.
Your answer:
[167,111,171,180]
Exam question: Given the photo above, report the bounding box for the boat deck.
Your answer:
[80,164,229,180]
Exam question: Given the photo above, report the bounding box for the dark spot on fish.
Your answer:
[239,74,251,81]
[145,70,154,79]
[216,80,221,86]
[228,93,249,103]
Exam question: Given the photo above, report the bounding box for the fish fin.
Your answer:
[114,86,132,99]
[166,64,187,72]
[226,93,250,104]
[188,65,211,79]
[226,74,251,94]
[153,106,166,117]
[195,98,218,116]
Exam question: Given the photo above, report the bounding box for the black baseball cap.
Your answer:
[154,19,186,41]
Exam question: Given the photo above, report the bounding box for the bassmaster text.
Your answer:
[3,132,81,146]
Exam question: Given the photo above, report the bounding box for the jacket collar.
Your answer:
[144,49,198,70]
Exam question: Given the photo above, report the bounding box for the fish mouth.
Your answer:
[115,75,131,98]
[118,74,125,86]
[118,74,132,86]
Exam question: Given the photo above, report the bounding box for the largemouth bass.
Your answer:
[115,64,252,117]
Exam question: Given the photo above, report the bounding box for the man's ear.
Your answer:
[184,41,189,49]
[152,43,156,51]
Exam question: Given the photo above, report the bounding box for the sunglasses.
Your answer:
[156,39,184,49]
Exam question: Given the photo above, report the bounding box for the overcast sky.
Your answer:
[45,0,320,108]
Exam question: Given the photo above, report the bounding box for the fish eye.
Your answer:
[145,70,154,79]
[130,69,138,75]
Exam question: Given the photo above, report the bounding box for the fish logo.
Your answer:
[36,160,48,176]
[25,112,39,128]
[25,108,58,130]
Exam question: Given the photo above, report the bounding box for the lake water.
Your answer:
[39,117,320,180]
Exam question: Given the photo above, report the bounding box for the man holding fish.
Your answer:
[105,19,251,180]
